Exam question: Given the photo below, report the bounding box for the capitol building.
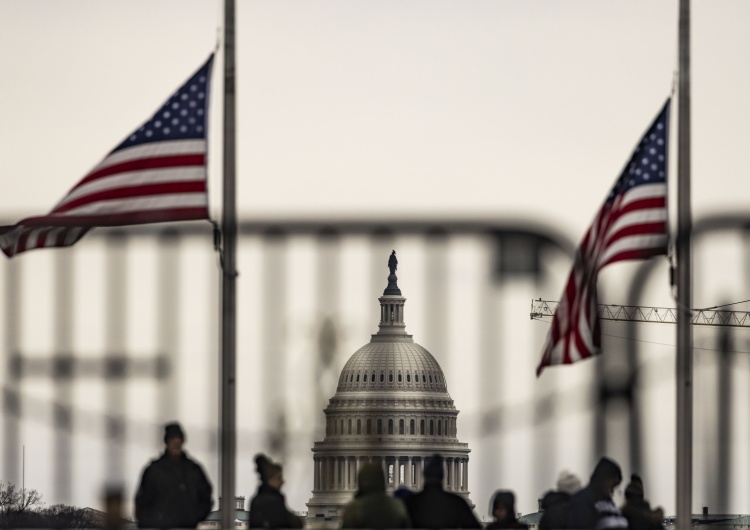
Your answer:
[306,253,473,528]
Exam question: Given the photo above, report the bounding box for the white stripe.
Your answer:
[619,182,667,207]
[91,139,206,172]
[598,233,668,266]
[56,194,207,216]
[45,227,66,246]
[57,167,207,210]
[25,228,44,249]
[605,207,667,239]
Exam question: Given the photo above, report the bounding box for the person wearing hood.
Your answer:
[341,463,410,528]
[566,457,628,530]
[538,470,582,530]
[404,454,481,529]
[248,454,303,528]
[135,422,213,529]
[620,474,664,530]
[485,490,528,529]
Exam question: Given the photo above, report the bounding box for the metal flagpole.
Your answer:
[676,0,693,526]
[221,0,237,528]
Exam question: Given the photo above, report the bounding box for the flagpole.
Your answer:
[221,0,237,528]
[676,0,693,526]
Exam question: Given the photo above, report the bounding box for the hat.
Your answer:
[255,454,282,483]
[556,470,582,495]
[423,454,444,482]
[491,490,516,515]
[163,422,185,443]
[625,474,644,500]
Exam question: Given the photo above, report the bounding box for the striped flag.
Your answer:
[536,99,671,376]
[0,55,214,258]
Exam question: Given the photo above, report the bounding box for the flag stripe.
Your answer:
[54,181,206,214]
[59,167,207,206]
[76,153,205,188]
[92,139,207,170]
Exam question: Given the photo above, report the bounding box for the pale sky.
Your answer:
[2,0,750,520]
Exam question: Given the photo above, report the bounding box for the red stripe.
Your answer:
[609,197,666,224]
[601,246,667,267]
[35,228,52,249]
[16,229,29,254]
[75,153,205,188]
[54,181,207,213]
[604,221,667,248]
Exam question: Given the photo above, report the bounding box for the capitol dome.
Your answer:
[306,252,473,528]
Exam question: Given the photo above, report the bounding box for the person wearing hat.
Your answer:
[404,454,481,529]
[566,457,628,530]
[248,454,303,529]
[620,474,664,530]
[485,490,528,529]
[135,422,213,528]
[341,463,410,529]
[538,470,582,530]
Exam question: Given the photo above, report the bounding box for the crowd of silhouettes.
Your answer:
[133,428,665,529]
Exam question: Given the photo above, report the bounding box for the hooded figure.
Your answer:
[404,454,481,529]
[566,457,628,530]
[485,490,528,529]
[248,454,303,528]
[135,422,213,528]
[621,474,665,530]
[341,463,410,529]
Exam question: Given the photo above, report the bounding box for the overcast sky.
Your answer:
[2,0,750,519]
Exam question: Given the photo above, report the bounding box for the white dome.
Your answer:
[336,340,448,393]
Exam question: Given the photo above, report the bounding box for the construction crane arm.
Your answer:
[530,299,750,328]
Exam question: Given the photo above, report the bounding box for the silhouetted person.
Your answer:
[248,454,303,529]
[404,454,481,529]
[621,474,664,530]
[539,470,582,530]
[485,490,528,529]
[566,457,627,530]
[341,463,410,528]
[135,422,212,528]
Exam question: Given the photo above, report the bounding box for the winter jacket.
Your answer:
[341,465,410,529]
[248,484,303,529]
[135,451,212,529]
[404,483,481,529]
[565,486,627,530]
[539,490,571,530]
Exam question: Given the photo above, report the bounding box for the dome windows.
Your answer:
[406,373,411,383]
[363,373,368,383]
[397,373,402,383]
[380,373,385,383]
[388,373,394,383]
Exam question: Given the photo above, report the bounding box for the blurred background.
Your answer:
[2,0,750,520]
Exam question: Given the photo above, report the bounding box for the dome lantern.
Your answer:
[375,251,410,341]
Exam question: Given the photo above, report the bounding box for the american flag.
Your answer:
[536,99,671,376]
[0,54,214,258]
